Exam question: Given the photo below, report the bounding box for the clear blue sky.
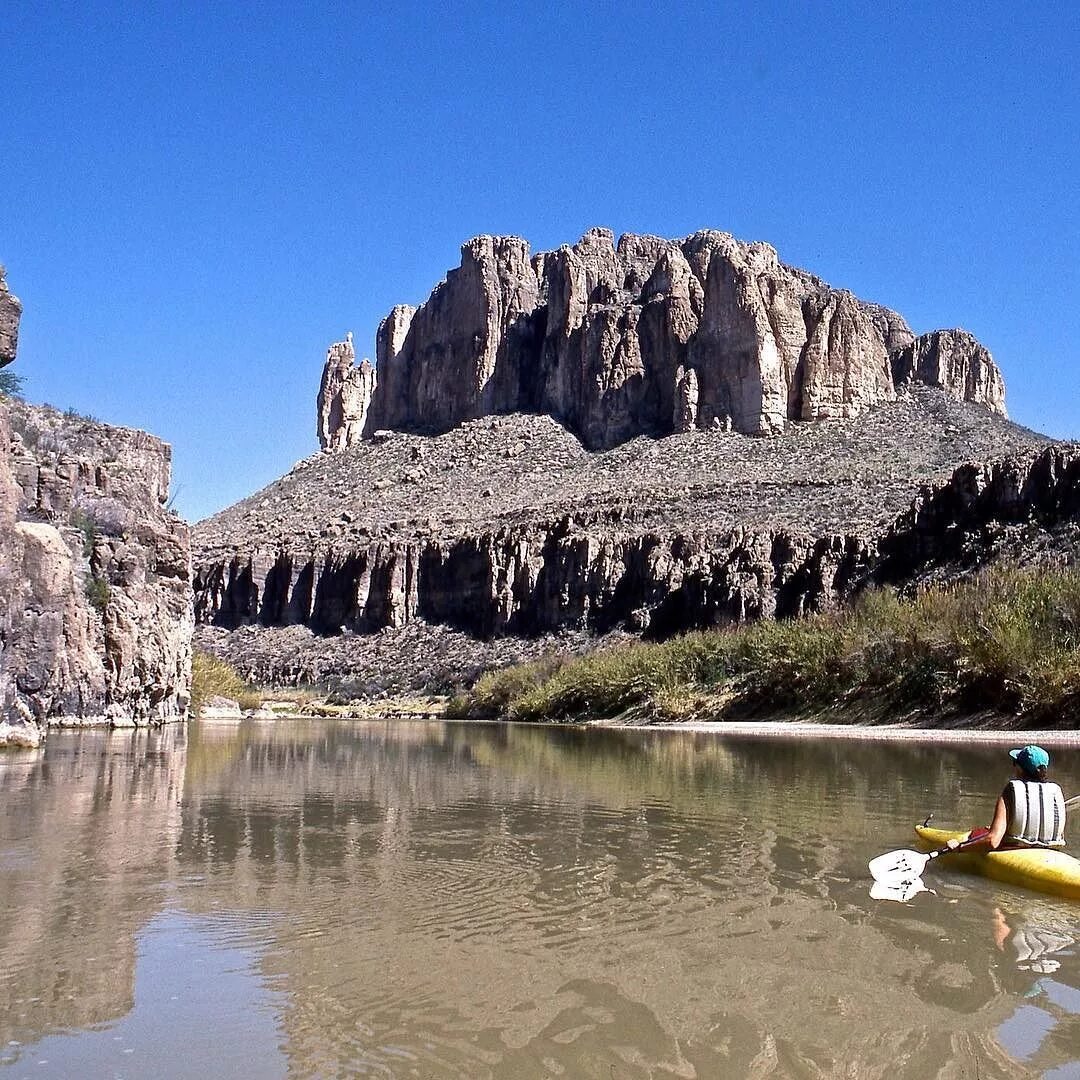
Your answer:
[3,3,1078,521]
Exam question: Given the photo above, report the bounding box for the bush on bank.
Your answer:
[450,565,1080,725]
[190,650,262,714]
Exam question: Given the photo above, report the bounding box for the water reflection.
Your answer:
[0,720,1079,1078]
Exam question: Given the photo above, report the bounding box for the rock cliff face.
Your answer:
[0,284,193,746]
[891,329,1006,414]
[320,228,1006,451]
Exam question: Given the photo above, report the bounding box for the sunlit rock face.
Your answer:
[316,336,376,451]
[891,329,1007,416]
[200,229,1023,692]
[319,227,1005,452]
[0,275,193,746]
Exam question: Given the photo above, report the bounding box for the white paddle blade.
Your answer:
[868,848,930,885]
[870,877,929,903]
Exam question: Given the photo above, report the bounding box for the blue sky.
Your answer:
[3,3,1078,521]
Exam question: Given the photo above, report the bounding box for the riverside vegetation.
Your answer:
[190,649,262,715]
[451,565,1080,727]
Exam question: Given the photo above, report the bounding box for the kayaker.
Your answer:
[948,745,1067,851]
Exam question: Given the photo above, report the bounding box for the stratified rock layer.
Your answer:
[0,401,194,744]
[320,228,1006,451]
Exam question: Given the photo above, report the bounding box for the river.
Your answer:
[1,719,1079,1078]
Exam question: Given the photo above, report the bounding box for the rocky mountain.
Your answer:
[0,280,193,747]
[193,227,1065,696]
[317,228,1004,452]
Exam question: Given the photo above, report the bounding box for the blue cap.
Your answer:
[1010,745,1050,774]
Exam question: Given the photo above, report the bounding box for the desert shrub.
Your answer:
[452,565,1080,724]
[70,507,98,558]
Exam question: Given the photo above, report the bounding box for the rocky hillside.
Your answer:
[195,394,1048,694]
[0,275,193,746]
[193,226,1067,697]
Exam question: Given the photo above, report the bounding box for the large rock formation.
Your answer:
[319,228,1006,451]
[0,266,20,367]
[0,281,193,746]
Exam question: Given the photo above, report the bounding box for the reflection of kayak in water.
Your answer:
[915,826,1080,901]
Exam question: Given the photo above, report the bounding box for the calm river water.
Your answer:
[2,719,1080,1079]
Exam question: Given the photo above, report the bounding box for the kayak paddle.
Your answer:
[868,827,990,886]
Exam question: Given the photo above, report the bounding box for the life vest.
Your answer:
[1005,780,1066,846]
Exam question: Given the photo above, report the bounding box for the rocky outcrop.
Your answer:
[316,335,376,451]
[873,445,1080,585]
[195,520,872,643]
[0,266,20,367]
[0,283,193,745]
[325,228,1004,451]
[891,329,1007,416]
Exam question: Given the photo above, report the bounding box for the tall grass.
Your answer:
[190,650,263,715]
[450,565,1080,726]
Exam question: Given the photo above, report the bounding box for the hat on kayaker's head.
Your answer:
[1010,745,1050,776]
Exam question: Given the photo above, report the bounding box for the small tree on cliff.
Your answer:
[0,367,24,399]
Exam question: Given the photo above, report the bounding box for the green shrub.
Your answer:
[70,508,98,558]
[85,576,109,613]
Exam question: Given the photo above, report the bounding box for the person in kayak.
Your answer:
[948,745,1067,851]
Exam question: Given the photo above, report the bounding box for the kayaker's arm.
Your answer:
[988,796,1008,849]
[946,796,1008,850]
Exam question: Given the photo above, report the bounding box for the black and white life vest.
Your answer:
[1005,780,1067,846]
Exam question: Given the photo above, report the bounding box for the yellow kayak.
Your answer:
[915,825,1080,901]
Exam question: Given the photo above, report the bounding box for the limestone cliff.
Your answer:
[320,228,1005,451]
[0,280,193,746]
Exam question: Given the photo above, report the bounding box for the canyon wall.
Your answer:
[194,520,871,642]
[318,228,1006,451]
[0,282,193,746]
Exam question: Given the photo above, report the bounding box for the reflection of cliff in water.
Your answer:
[0,727,186,1050]
[176,721,1038,1078]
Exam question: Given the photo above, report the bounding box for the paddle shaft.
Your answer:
[923,830,991,864]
